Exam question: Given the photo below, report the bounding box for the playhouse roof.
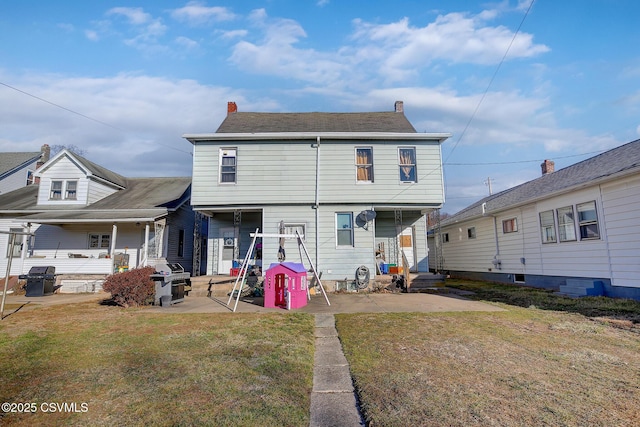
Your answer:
[267,262,307,274]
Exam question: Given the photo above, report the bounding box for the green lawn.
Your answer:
[0,302,314,426]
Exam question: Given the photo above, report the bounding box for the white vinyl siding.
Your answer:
[600,176,640,288]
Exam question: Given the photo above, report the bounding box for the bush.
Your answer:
[103,266,156,307]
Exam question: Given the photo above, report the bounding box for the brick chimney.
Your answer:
[394,100,404,113]
[227,101,237,115]
[37,144,50,168]
[541,159,555,175]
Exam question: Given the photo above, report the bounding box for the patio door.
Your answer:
[218,227,236,275]
[400,226,416,272]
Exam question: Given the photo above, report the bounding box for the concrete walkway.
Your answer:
[310,313,364,427]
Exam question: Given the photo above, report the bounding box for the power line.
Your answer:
[443,0,536,164]
[0,80,193,156]
[445,149,606,166]
[0,80,123,131]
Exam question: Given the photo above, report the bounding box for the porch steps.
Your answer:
[188,276,237,297]
[557,279,605,298]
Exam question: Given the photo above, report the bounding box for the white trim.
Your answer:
[185,132,451,142]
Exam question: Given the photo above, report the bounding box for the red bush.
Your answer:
[103,266,156,307]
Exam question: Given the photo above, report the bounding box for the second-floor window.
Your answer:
[355,147,373,182]
[65,181,77,199]
[219,148,237,183]
[50,180,78,200]
[50,181,63,199]
[399,147,417,183]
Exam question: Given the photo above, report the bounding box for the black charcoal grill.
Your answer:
[19,266,56,297]
[150,263,191,306]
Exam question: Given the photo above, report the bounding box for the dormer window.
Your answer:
[65,181,77,200]
[50,179,78,200]
[50,181,63,199]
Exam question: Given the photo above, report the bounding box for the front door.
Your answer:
[274,273,286,306]
[400,226,416,272]
[219,227,235,275]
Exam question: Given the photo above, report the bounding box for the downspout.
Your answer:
[483,203,501,270]
[314,136,320,269]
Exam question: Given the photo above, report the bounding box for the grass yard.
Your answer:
[337,282,640,427]
[0,302,315,426]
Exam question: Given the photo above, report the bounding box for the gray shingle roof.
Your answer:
[442,138,640,225]
[216,111,417,133]
[0,152,40,177]
[0,177,191,221]
[70,152,128,188]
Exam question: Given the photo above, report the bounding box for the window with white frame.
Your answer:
[65,180,78,199]
[6,228,23,258]
[219,148,237,183]
[502,218,518,233]
[539,210,556,243]
[398,147,417,183]
[336,213,354,246]
[50,180,63,199]
[26,170,35,186]
[89,234,111,249]
[355,147,374,182]
[577,201,600,240]
[284,223,306,240]
[442,233,449,243]
[557,206,576,242]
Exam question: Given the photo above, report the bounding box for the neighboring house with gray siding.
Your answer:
[0,149,195,286]
[428,139,640,300]
[185,101,450,281]
[0,144,50,195]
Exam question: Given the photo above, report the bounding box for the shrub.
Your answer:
[103,266,156,307]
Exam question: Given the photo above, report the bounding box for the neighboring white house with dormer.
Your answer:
[0,149,197,284]
[184,101,450,281]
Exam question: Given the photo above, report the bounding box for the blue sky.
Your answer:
[2,0,640,213]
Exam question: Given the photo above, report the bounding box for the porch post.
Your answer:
[143,223,150,266]
[110,224,118,272]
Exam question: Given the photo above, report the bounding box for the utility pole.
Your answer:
[484,177,493,195]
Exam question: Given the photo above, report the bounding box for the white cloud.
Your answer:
[85,30,99,41]
[107,7,152,25]
[175,36,199,50]
[349,11,549,82]
[0,72,247,177]
[230,10,349,85]
[171,2,236,26]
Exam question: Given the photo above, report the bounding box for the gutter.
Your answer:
[184,132,451,143]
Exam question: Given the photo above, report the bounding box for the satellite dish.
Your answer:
[356,210,377,230]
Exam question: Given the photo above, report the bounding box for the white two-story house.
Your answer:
[0,149,196,287]
[184,101,450,281]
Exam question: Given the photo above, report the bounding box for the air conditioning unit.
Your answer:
[224,238,234,246]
